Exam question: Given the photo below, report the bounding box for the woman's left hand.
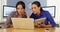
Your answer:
[41,24,53,28]
[25,11,30,18]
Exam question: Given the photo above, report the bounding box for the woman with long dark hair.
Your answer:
[6,1,29,28]
[30,1,56,28]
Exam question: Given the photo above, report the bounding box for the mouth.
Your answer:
[33,12,36,14]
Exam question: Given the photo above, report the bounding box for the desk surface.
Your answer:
[0,27,60,32]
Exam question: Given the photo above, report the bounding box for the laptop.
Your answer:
[11,18,34,29]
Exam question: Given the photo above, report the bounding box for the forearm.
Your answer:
[41,24,53,28]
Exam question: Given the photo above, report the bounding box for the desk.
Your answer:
[0,27,60,32]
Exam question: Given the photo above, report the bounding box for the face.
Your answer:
[16,5,25,15]
[32,4,40,14]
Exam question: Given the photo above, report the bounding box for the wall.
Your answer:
[0,0,3,22]
[7,0,47,15]
[47,0,60,26]
[0,0,7,22]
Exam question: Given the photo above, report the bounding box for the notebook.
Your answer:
[35,18,46,25]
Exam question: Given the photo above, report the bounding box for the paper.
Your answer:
[35,18,46,25]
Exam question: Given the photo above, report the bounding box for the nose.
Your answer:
[32,8,34,11]
[32,9,36,12]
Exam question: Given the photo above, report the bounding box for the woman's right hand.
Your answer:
[35,24,42,28]
[35,21,44,28]
[35,22,42,28]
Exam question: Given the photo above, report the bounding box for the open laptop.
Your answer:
[11,18,34,29]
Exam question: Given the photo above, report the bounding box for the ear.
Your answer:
[39,7,41,9]
[38,7,40,9]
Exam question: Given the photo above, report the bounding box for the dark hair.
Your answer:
[16,1,25,9]
[32,1,43,11]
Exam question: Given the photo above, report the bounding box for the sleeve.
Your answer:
[46,11,56,27]
[6,16,12,28]
[5,12,14,28]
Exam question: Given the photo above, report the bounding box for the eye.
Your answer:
[21,8,23,10]
[32,7,36,9]
[32,8,33,9]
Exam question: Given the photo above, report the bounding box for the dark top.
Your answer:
[30,10,56,27]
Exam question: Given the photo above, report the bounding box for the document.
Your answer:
[35,18,46,25]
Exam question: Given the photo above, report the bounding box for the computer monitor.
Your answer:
[3,5,56,18]
[42,6,56,18]
[3,5,16,18]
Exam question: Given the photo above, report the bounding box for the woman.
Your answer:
[6,1,29,28]
[30,1,56,28]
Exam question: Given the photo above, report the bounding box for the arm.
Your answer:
[5,12,15,28]
[34,22,53,28]
[6,16,13,28]
[35,11,56,28]
[45,11,56,27]
[41,24,53,28]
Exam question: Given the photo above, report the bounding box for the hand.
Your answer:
[35,22,44,28]
[9,25,13,28]
[35,22,42,28]
[41,24,52,28]
[25,11,30,18]
[35,24,41,28]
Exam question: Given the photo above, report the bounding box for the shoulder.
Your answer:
[9,11,17,17]
[31,13,34,15]
[42,10,49,13]
[41,10,50,14]
[42,10,52,17]
[10,11,17,14]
